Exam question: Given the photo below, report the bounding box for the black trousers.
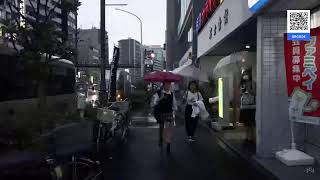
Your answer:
[185,105,199,137]
[159,121,164,144]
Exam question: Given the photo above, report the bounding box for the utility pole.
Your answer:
[99,3,128,106]
[75,7,78,73]
[99,0,107,107]
[140,22,143,78]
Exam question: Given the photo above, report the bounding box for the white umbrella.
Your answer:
[172,59,208,82]
[213,51,254,75]
[213,54,235,73]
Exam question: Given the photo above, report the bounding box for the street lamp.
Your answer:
[115,8,144,78]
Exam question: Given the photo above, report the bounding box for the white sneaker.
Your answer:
[187,136,195,142]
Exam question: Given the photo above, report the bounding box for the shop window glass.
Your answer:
[178,0,192,33]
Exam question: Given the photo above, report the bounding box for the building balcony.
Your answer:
[52,17,62,24]
[54,7,62,14]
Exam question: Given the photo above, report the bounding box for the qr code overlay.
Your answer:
[289,11,309,31]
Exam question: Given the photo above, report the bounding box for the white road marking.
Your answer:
[131,116,157,123]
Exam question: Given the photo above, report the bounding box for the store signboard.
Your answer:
[196,0,221,32]
[248,0,268,13]
[198,0,253,57]
[284,27,320,125]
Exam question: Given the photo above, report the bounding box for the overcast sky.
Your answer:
[78,0,166,60]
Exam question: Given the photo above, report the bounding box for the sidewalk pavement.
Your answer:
[205,124,320,180]
[102,107,271,180]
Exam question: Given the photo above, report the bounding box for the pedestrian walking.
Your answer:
[184,81,204,142]
[77,91,86,119]
[151,81,177,153]
[239,69,256,144]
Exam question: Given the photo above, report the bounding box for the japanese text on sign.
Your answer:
[303,36,317,90]
[284,27,320,125]
[292,41,301,82]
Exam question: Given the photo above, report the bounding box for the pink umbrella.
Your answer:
[144,71,181,82]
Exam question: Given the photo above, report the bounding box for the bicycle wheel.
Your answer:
[96,123,107,153]
[61,158,103,180]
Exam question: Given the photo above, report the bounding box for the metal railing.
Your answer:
[76,64,141,69]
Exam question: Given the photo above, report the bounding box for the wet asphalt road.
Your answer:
[102,104,269,180]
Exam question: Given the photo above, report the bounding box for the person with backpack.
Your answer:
[151,81,177,153]
[184,81,204,142]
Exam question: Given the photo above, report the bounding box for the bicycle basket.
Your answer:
[97,108,117,123]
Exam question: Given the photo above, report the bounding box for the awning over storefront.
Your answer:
[172,59,208,82]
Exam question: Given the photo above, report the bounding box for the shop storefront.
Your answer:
[211,51,256,128]
[197,0,320,164]
[197,0,258,139]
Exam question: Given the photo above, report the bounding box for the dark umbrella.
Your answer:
[144,71,181,82]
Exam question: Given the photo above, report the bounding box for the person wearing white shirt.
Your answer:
[184,81,203,142]
[77,92,86,119]
[151,81,177,154]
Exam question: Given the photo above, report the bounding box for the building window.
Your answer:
[178,0,192,33]
[69,12,76,19]
[92,48,99,53]
[92,56,99,60]
[0,10,5,19]
[68,21,76,29]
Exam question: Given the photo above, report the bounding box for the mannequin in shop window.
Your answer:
[239,69,256,144]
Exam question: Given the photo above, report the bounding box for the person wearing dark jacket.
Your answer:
[239,69,256,144]
[151,81,177,153]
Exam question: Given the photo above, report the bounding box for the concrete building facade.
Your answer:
[167,0,320,175]
[144,45,166,72]
[165,0,206,71]
[77,28,109,85]
[118,38,142,84]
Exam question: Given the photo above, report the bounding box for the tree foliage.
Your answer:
[2,0,81,108]
[2,0,81,63]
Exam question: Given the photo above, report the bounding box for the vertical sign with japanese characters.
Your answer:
[284,27,320,125]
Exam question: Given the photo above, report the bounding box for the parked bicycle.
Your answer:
[45,154,103,180]
[0,126,105,180]
[95,98,131,154]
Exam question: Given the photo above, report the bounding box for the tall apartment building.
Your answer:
[118,38,142,84]
[0,0,77,60]
[77,28,109,84]
[78,28,101,65]
[166,0,206,70]
[144,45,166,72]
